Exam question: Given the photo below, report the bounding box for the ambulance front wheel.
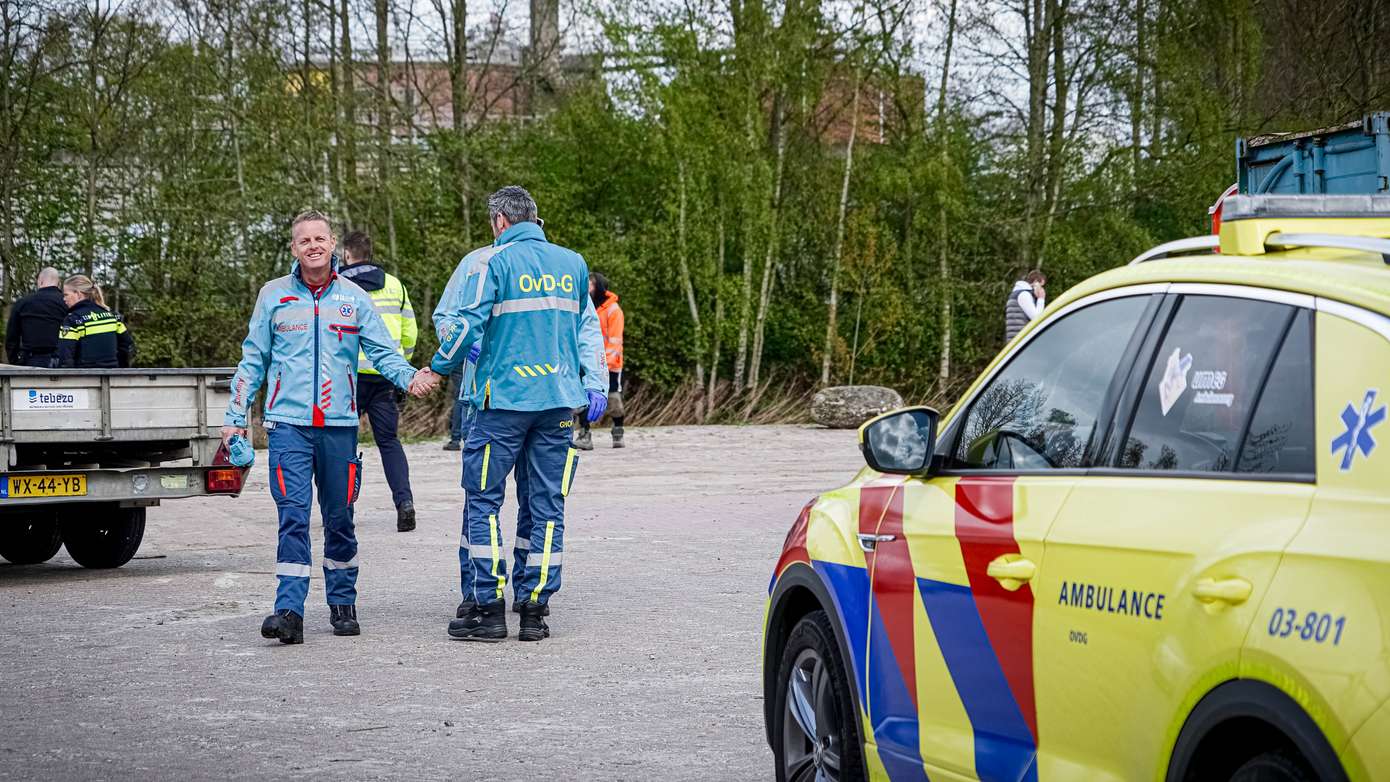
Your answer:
[0,510,63,564]
[61,505,146,569]
[772,610,866,782]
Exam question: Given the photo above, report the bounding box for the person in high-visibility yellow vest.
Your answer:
[340,231,419,532]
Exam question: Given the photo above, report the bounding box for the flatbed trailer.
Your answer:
[0,367,245,568]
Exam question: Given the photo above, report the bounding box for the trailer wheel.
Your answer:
[61,506,146,569]
[0,511,63,565]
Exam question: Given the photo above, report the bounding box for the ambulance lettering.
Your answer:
[1058,580,1165,620]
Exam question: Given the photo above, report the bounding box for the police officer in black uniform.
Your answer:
[58,274,134,369]
[5,268,68,367]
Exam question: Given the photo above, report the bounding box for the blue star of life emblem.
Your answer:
[1332,389,1386,471]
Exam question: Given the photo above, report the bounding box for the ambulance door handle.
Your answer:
[986,554,1035,591]
[1192,577,1252,606]
[857,533,895,552]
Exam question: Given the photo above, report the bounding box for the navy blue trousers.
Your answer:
[461,407,578,606]
[357,373,412,508]
[268,423,362,613]
[456,403,547,602]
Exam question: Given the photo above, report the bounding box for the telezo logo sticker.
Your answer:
[14,389,90,410]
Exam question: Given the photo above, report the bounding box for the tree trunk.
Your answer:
[84,24,99,278]
[674,160,705,411]
[1,194,14,351]
[748,113,786,391]
[1038,0,1069,267]
[936,0,958,385]
[1023,0,1048,268]
[302,0,312,132]
[85,148,97,277]
[820,70,861,386]
[1148,0,1163,157]
[1130,0,1145,211]
[339,0,358,199]
[732,79,762,393]
[374,0,397,258]
[448,0,471,246]
[708,212,726,409]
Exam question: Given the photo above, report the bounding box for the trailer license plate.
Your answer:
[3,474,87,499]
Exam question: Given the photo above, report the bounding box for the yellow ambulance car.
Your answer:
[762,195,1390,782]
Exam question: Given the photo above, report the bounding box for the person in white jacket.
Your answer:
[1004,270,1047,341]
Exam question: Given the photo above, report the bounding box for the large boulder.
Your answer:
[811,385,905,429]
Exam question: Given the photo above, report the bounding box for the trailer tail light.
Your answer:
[208,440,246,494]
[206,468,245,494]
[1209,183,1238,246]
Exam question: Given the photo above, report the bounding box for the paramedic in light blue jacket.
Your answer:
[433,229,608,622]
[419,186,606,644]
[221,209,438,646]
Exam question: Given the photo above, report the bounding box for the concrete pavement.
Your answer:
[0,425,863,781]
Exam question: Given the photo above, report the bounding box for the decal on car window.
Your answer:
[1191,369,1233,407]
[1158,347,1193,416]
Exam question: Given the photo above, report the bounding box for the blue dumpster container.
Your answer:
[1238,113,1390,194]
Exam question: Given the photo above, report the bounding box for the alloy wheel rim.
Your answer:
[782,647,843,782]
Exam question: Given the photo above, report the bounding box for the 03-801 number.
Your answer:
[1267,608,1345,645]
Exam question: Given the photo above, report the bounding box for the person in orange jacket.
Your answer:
[576,272,625,449]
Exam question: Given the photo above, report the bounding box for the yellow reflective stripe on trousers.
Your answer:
[480,442,491,489]
[489,513,505,599]
[530,520,556,602]
[560,447,577,497]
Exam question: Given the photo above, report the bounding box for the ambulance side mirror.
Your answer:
[859,407,939,476]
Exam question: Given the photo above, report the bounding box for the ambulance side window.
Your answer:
[1117,296,1292,473]
[1236,310,1313,475]
[953,296,1151,471]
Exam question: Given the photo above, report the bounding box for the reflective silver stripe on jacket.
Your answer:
[469,243,513,308]
[492,296,580,316]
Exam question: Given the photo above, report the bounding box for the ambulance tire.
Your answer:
[772,610,866,782]
[0,510,63,564]
[61,506,146,569]
[1167,679,1346,782]
[1230,750,1315,782]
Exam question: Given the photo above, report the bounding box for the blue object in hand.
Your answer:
[228,434,255,467]
[467,342,482,362]
[585,390,608,422]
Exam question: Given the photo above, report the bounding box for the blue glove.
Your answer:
[227,434,255,467]
[467,342,481,362]
[585,390,608,422]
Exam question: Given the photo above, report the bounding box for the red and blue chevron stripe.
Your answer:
[809,476,1039,782]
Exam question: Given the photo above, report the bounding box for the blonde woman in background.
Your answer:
[58,274,135,368]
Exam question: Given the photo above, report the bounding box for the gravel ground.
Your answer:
[0,424,863,781]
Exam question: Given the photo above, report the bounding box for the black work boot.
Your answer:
[517,600,550,642]
[512,599,550,615]
[448,599,507,642]
[612,426,625,448]
[260,609,304,645]
[456,599,476,619]
[397,501,416,532]
[443,439,461,451]
[329,604,360,636]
